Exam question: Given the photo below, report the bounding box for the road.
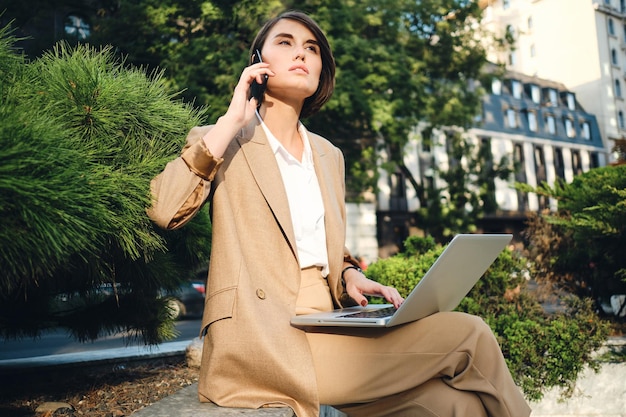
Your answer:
[0,318,201,360]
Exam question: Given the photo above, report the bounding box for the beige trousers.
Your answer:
[297,267,531,417]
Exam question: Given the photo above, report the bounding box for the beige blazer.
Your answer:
[148,118,356,417]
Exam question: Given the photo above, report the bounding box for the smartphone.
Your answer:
[249,49,268,107]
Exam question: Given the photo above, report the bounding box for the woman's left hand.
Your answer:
[343,268,404,308]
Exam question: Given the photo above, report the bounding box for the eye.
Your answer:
[278,39,291,46]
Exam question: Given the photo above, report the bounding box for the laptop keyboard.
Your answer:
[338,306,397,319]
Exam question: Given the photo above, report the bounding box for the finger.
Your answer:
[383,288,404,308]
[348,288,368,307]
[247,64,272,79]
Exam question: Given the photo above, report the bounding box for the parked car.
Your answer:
[162,279,206,320]
[52,278,206,320]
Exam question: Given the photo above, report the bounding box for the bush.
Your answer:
[0,27,211,344]
[366,236,610,401]
[520,165,626,322]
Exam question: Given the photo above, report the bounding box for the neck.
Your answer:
[259,100,304,160]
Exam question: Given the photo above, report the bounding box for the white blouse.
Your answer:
[257,112,329,276]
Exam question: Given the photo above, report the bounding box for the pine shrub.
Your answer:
[0,28,211,344]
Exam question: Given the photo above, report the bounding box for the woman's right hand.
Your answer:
[223,62,274,128]
[202,63,274,157]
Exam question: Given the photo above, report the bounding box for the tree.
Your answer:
[311,1,491,196]
[520,165,626,321]
[89,0,284,123]
[414,128,514,241]
[86,0,508,238]
[0,26,211,344]
[85,1,494,199]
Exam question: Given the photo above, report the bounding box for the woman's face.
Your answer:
[260,19,323,105]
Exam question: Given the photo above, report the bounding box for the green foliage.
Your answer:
[415,130,515,241]
[0,28,211,344]
[308,0,490,196]
[402,235,436,257]
[5,1,499,237]
[0,22,22,90]
[521,165,626,319]
[366,236,610,401]
[89,0,283,122]
[76,0,490,198]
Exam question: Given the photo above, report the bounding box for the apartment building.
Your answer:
[376,66,605,252]
[471,68,605,212]
[480,0,624,163]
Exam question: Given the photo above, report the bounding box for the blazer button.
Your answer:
[256,288,266,300]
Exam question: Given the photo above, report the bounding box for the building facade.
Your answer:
[474,69,605,211]
[376,67,606,255]
[480,0,626,163]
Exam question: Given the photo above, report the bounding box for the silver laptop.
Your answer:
[290,234,512,328]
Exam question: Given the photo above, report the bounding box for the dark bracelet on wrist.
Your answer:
[341,265,362,287]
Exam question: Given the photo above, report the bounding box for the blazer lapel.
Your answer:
[237,120,298,261]
[310,137,344,280]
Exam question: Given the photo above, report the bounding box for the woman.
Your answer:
[148,10,531,417]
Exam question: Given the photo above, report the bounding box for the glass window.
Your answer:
[513,143,528,211]
[554,147,565,179]
[509,51,517,66]
[64,14,91,40]
[571,150,583,176]
[581,121,591,140]
[422,133,432,153]
[530,44,536,57]
[546,115,556,134]
[511,80,522,99]
[619,110,625,129]
[503,0,511,10]
[609,18,615,36]
[564,118,575,138]
[528,111,538,132]
[534,146,547,209]
[528,16,533,30]
[548,89,558,106]
[389,172,408,211]
[616,79,623,97]
[612,48,619,66]
[566,93,576,110]
[492,78,502,95]
[531,85,541,103]
[534,146,545,175]
[506,108,517,128]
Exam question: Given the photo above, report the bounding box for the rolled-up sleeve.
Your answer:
[147,126,223,230]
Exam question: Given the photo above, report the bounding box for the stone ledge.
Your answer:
[130,383,345,417]
[528,362,626,416]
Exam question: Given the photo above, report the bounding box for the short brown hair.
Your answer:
[249,10,335,119]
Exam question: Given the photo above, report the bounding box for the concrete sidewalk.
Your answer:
[0,339,190,374]
[1,337,625,416]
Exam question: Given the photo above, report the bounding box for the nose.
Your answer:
[293,46,305,61]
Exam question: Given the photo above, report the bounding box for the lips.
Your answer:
[289,64,309,74]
